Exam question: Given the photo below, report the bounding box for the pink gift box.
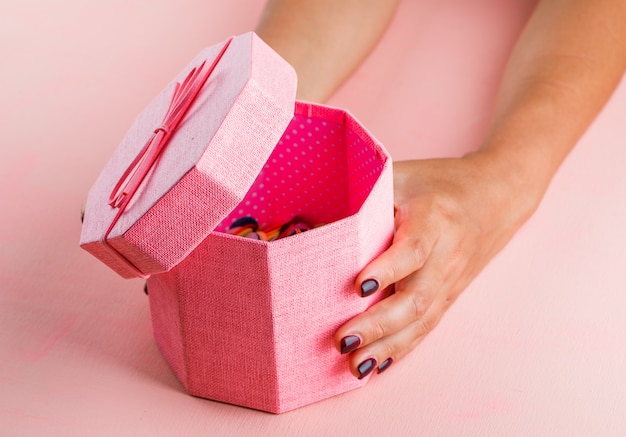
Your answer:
[80,32,394,413]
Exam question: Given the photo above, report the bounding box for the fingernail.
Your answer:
[361,278,380,297]
[377,357,393,374]
[340,335,361,354]
[357,357,377,380]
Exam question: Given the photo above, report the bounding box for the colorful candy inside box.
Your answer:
[80,32,394,413]
[227,216,319,241]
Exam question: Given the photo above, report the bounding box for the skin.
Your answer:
[257,0,626,378]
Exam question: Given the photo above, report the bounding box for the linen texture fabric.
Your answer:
[80,32,394,413]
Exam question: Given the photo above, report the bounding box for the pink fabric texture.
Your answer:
[80,32,394,413]
[149,102,394,413]
[80,32,297,277]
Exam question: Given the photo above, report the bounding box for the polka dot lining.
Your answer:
[216,110,385,233]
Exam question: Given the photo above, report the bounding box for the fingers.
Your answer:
[345,292,449,379]
[335,157,496,379]
[337,229,468,378]
[337,271,442,351]
[341,222,449,343]
[355,224,437,297]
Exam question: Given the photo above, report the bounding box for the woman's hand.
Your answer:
[334,152,539,378]
[257,0,626,379]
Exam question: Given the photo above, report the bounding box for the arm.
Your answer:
[258,0,626,378]
[256,0,400,102]
[479,0,626,214]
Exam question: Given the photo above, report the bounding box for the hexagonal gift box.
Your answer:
[80,32,393,413]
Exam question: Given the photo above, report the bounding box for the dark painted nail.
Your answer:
[377,357,393,374]
[361,278,380,297]
[143,282,149,295]
[340,335,361,354]
[357,357,377,380]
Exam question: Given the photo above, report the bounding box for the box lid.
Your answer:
[80,32,297,278]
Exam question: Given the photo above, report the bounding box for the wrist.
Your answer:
[463,147,547,225]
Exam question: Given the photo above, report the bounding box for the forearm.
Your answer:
[479,0,626,210]
[256,0,399,102]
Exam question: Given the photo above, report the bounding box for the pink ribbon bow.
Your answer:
[101,37,233,279]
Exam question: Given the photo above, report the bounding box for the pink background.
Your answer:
[2,0,626,434]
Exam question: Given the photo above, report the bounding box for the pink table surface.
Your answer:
[2,0,626,435]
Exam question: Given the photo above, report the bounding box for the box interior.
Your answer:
[215,110,385,234]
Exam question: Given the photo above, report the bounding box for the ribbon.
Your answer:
[101,37,233,279]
